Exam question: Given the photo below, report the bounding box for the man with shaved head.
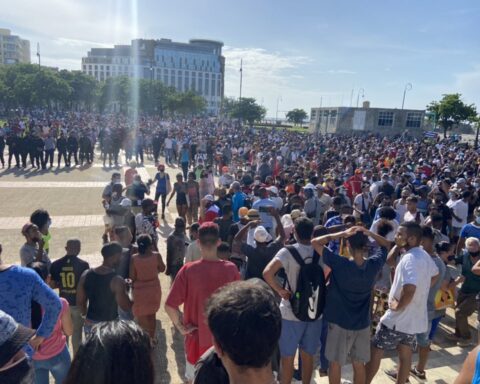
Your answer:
[49,239,90,355]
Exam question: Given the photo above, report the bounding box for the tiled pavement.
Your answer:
[0,150,475,383]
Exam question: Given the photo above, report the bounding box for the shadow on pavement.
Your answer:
[153,320,172,384]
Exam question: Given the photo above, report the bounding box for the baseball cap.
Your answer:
[254,226,272,243]
[303,183,316,190]
[247,209,260,220]
[457,178,466,184]
[204,194,215,202]
[0,310,35,367]
[290,209,305,221]
[267,186,279,195]
[119,198,132,207]
[21,222,35,236]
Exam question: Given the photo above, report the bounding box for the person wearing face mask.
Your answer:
[456,206,480,256]
[19,223,51,269]
[449,237,480,347]
[102,172,122,201]
[366,222,439,384]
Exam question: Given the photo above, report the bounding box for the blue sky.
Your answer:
[2,0,479,118]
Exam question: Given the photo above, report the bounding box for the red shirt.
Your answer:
[165,259,240,364]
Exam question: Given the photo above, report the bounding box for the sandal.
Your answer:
[410,367,426,380]
[384,369,410,383]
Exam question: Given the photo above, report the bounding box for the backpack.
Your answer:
[284,245,326,322]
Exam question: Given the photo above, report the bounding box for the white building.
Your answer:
[82,38,224,115]
[0,28,30,65]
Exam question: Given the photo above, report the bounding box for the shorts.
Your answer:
[417,316,442,348]
[372,323,416,351]
[279,318,322,357]
[325,323,371,366]
[185,359,195,381]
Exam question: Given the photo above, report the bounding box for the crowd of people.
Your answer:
[1,112,480,384]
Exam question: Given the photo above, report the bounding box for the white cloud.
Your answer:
[223,46,317,116]
[455,66,480,108]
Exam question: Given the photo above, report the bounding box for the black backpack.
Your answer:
[284,245,326,322]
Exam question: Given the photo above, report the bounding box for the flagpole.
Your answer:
[239,59,243,101]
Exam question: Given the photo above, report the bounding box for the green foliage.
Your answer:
[225,97,266,124]
[286,108,308,125]
[427,94,477,138]
[0,64,207,116]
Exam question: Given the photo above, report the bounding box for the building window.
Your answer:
[329,110,337,125]
[406,112,423,128]
[378,111,394,127]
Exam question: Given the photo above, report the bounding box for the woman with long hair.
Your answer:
[65,321,154,384]
[167,173,188,221]
[129,234,165,340]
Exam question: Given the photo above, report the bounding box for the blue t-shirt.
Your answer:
[0,265,62,353]
[460,223,480,239]
[322,247,387,330]
[232,191,246,222]
[155,172,169,194]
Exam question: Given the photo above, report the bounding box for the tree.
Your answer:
[228,97,266,124]
[427,94,477,138]
[286,108,308,126]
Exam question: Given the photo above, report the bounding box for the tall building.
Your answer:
[0,28,31,65]
[309,101,425,136]
[82,38,225,115]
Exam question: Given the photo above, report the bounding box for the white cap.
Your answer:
[254,226,273,243]
[304,183,316,190]
[204,194,215,202]
[267,186,279,195]
[120,198,132,207]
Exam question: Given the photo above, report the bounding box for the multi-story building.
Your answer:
[0,28,30,65]
[309,101,425,136]
[82,38,224,115]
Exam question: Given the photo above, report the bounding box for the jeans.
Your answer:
[33,345,71,384]
[69,306,84,355]
[181,161,189,180]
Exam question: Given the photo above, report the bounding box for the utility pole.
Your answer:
[239,59,243,101]
[402,83,412,109]
[356,88,365,108]
[36,43,41,69]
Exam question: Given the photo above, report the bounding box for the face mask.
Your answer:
[474,183,480,189]
[476,217,480,225]
[133,181,140,185]
[470,251,480,258]
[447,255,455,262]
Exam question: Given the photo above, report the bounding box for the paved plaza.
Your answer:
[0,151,474,384]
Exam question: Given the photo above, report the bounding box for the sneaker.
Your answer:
[446,333,461,342]
[319,369,328,377]
[458,339,472,348]
[384,369,410,383]
[161,213,165,220]
[410,367,426,380]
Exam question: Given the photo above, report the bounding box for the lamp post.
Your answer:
[36,43,41,69]
[239,59,243,101]
[276,96,282,122]
[402,83,412,109]
[356,88,365,108]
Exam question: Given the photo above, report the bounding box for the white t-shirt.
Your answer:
[353,193,372,218]
[447,199,468,228]
[274,243,323,322]
[403,210,425,225]
[381,247,439,334]
[164,138,173,149]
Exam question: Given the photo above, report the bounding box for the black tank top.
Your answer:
[84,270,118,322]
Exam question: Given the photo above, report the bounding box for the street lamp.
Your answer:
[402,83,412,109]
[276,96,282,122]
[356,88,365,108]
